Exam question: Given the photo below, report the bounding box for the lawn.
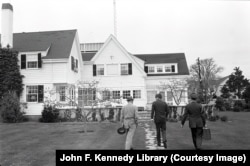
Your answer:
[0,111,250,165]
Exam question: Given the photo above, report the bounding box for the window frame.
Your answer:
[122,90,131,99]
[96,64,105,76]
[121,63,129,75]
[26,85,38,102]
[133,90,141,99]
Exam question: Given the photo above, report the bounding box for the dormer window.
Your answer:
[157,66,163,73]
[21,53,42,69]
[145,64,177,74]
[27,55,38,68]
[148,66,155,73]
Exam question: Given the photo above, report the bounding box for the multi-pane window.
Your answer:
[69,87,75,101]
[112,91,120,99]
[147,90,157,104]
[58,86,66,102]
[121,64,129,75]
[157,66,163,72]
[97,64,104,76]
[148,66,155,73]
[78,88,96,107]
[146,64,177,74]
[27,55,38,68]
[165,66,171,72]
[123,90,131,99]
[26,86,38,102]
[102,90,111,100]
[133,90,141,99]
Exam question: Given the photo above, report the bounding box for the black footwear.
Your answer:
[163,142,167,149]
[157,143,161,146]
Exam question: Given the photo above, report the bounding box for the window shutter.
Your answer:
[93,64,96,76]
[21,54,26,69]
[71,56,74,70]
[38,53,42,68]
[144,66,148,73]
[128,63,132,75]
[38,85,44,103]
[76,59,78,69]
[171,65,175,73]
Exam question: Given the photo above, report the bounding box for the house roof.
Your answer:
[212,76,230,87]
[134,53,190,76]
[81,52,97,61]
[1,29,76,59]
[2,3,13,11]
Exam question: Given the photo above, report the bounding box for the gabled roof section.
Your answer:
[2,29,76,59]
[81,52,96,61]
[134,53,189,76]
[91,34,146,76]
[212,76,230,88]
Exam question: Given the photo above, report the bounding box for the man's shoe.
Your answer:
[163,142,167,149]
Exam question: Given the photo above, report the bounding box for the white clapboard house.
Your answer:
[81,35,190,110]
[1,3,189,117]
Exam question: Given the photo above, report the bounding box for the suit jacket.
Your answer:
[181,101,206,128]
[151,99,169,123]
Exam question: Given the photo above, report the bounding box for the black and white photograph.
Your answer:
[0,0,250,165]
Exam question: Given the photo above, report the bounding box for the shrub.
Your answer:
[208,116,217,121]
[220,116,228,122]
[233,106,242,112]
[224,101,232,111]
[40,105,59,122]
[0,93,26,123]
[215,97,224,111]
[232,100,245,112]
[234,100,244,108]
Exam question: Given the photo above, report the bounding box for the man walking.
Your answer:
[151,93,169,149]
[120,96,138,150]
[181,93,206,150]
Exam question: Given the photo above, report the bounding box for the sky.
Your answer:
[1,0,250,79]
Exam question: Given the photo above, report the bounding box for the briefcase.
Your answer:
[203,127,211,140]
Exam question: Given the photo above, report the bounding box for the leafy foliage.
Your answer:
[40,105,59,122]
[0,48,24,98]
[189,58,223,104]
[243,85,250,104]
[221,67,249,99]
[0,92,26,123]
[215,97,225,111]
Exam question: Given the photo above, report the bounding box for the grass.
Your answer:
[0,111,250,165]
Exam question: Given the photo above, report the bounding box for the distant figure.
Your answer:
[151,93,169,149]
[181,93,206,150]
[120,96,138,150]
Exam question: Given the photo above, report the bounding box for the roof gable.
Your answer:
[91,34,146,76]
[0,30,76,59]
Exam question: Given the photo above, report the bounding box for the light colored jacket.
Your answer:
[120,103,138,129]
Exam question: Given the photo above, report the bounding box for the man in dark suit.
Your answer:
[181,93,206,150]
[151,93,169,149]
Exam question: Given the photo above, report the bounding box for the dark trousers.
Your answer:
[191,127,203,149]
[155,121,167,144]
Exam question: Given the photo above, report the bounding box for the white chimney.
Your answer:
[1,3,13,48]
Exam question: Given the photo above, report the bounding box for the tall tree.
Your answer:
[189,58,223,103]
[158,78,188,106]
[0,47,24,98]
[243,85,250,104]
[222,67,249,99]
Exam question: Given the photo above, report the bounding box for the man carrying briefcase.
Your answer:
[181,93,207,150]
